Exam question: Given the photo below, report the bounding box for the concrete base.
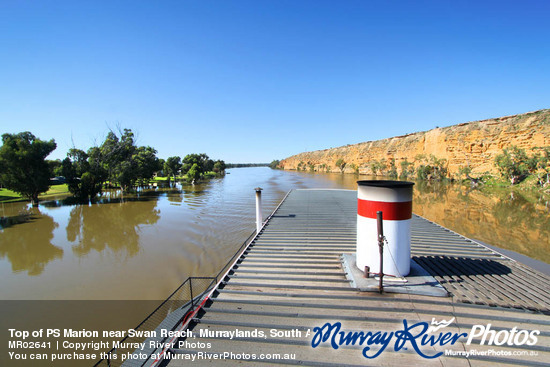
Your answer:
[341,253,449,297]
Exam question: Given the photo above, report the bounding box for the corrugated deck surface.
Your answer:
[165,189,550,367]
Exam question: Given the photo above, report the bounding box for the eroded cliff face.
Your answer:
[280,109,550,177]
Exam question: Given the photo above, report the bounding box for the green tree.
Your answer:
[388,159,397,178]
[534,147,550,187]
[213,160,226,174]
[182,153,210,175]
[164,156,182,181]
[111,129,137,190]
[495,146,531,185]
[458,165,483,186]
[335,159,346,173]
[62,148,90,197]
[157,158,166,177]
[99,129,133,190]
[415,154,447,181]
[428,155,448,180]
[134,146,160,186]
[87,146,108,191]
[269,160,280,169]
[458,166,472,180]
[47,159,63,177]
[62,148,107,201]
[98,129,159,191]
[380,161,388,175]
[0,132,56,206]
[370,160,383,176]
[399,159,413,179]
[204,157,214,173]
[186,163,201,183]
[416,164,431,180]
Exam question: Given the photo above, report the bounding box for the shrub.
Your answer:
[494,146,531,185]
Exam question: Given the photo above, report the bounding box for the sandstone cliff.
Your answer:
[280,109,550,177]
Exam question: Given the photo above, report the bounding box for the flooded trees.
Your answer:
[181,153,225,182]
[0,128,228,204]
[99,129,160,192]
[62,148,108,201]
[61,129,161,199]
[164,156,182,181]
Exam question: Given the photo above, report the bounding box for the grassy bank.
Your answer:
[0,172,225,204]
[0,184,70,203]
[474,175,549,195]
[0,173,226,203]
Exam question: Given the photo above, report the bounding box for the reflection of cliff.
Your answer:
[281,109,550,176]
[0,208,62,275]
[67,199,160,257]
[413,184,550,263]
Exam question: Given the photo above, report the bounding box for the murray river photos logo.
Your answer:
[311,318,540,359]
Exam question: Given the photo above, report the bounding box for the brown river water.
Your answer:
[1,167,549,365]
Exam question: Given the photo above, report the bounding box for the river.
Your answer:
[1,167,549,365]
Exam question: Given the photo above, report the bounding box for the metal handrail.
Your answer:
[93,276,216,367]
[93,231,260,367]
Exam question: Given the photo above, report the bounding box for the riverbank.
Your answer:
[0,171,226,204]
[0,184,70,203]
[481,175,550,200]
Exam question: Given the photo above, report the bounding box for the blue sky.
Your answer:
[1,0,549,163]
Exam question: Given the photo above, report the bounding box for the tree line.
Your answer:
[0,130,226,205]
[163,153,226,183]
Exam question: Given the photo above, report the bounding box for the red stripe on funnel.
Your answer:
[358,199,412,220]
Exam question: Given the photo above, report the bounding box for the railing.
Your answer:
[93,276,217,367]
[94,230,259,367]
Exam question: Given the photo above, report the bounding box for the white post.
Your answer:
[255,187,263,233]
[357,180,414,277]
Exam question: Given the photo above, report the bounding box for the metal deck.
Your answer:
[164,189,550,366]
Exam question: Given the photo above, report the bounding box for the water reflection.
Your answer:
[66,197,160,257]
[166,189,183,204]
[0,207,62,275]
[182,188,208,209]
[413,182,550,263]
[159,182,211,207]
